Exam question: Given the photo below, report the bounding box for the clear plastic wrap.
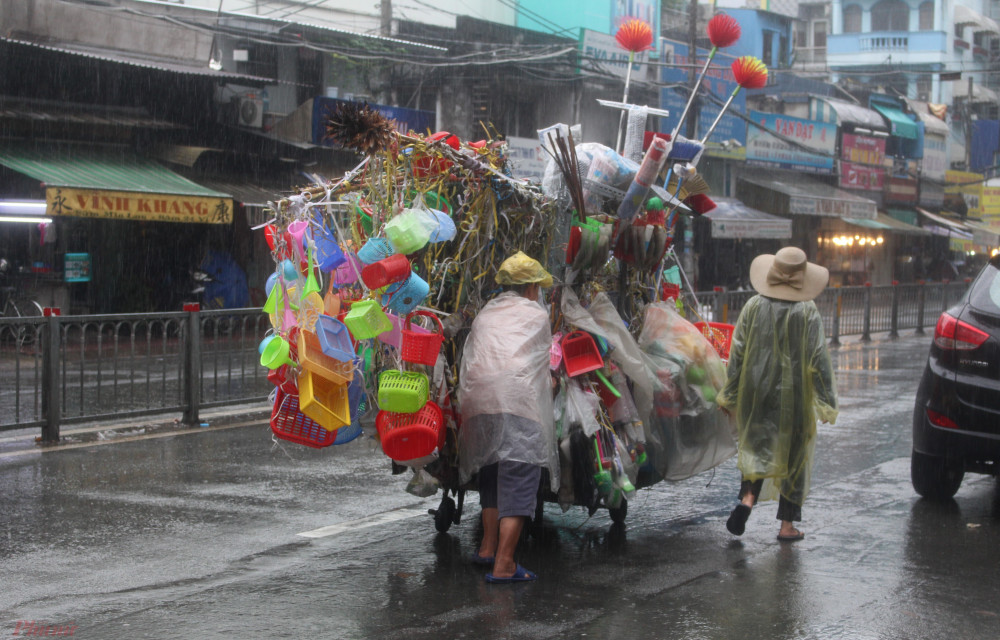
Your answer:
[716,295,838,505]
[638,302,736,481]
[458,293,559,490]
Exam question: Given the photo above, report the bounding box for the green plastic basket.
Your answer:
[343,299,392,340]
[378,369,429,413]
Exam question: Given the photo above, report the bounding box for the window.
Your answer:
[917,76,931,101]
[814,21,828,48]
[918,2,934,30]
[762,30,774,66]
[843,5,862,33]
[872,0,909,31]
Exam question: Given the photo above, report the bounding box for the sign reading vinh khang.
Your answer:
[46,188,233,224]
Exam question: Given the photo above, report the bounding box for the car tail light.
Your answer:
[933,313,989,351]
[926,408,959,429]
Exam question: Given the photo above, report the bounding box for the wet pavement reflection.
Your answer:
[2,333,999,639]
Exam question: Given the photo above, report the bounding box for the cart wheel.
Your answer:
[608,497,628,525]
[434,495,457,533]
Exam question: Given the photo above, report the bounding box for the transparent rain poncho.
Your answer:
[458,292,558,491]
[716,295,839,506]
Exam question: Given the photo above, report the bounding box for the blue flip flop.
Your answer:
[471,552,495,566]
[485,564,537,584]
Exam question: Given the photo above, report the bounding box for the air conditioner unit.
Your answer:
[236,95,263,128]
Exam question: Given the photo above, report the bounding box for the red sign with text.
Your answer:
[839,134,886,191]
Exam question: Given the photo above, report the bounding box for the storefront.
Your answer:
[816,211,930,285]
[694,196,792,290]
[0,143,233,313]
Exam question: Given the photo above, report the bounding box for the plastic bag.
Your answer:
[405,467,440,497]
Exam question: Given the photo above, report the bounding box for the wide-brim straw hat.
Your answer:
[749,246,829,302]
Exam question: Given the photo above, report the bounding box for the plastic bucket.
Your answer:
[381,272,429,316]
[361,254,412,289]
[357,238,394,265]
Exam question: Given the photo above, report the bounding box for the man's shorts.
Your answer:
[478,461,541,519]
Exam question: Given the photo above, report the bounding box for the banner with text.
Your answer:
[839,133,885,191]
[747,111,835,173]
[47,188,232,224]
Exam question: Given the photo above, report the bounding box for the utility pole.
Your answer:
[381,0,392,36]
[686,0,700,139]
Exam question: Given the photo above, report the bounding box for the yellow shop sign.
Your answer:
[46,187,232,224]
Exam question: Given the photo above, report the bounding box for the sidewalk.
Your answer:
[0,401,271,460]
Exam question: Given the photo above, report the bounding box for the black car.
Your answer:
[912,252,1000,500]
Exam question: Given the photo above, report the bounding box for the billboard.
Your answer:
[746,111,835,173]
[659,38,746,147]
[840,133,886,191]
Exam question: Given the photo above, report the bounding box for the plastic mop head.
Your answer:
[707,14,741,48]
[684,193,716,214]
[615,19,654,53]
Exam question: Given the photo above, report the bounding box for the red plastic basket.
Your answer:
[270,391,336,448]
[561,331,604,377]
[361,254,411,289]
[375,401,444,462]
[400,310,445,367]
[692,322,735,361]
[267,364,299,395]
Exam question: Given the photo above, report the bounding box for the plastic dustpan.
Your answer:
[561,331,604,376]
[315,314,355,362]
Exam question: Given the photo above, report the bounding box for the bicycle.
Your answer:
[0,259,44,348]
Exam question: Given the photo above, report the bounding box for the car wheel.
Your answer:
[911,449,964,500]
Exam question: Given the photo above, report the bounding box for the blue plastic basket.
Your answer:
[315,314,355,362]
[382,272,429,316]
[357,238,394,264]
[310,214,347,272]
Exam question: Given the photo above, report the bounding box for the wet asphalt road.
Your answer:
[2,332,999,639]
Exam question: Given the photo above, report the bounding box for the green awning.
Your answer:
[871,103,919,139]
[0,143,229,197]
[886,208,918,226]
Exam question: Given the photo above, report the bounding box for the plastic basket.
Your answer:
[385,209,431,254]
[692,322,734,361]
[335,252,363,285]
[298,369,352,431]
[357,237,394,265]
[427,208,456,243]
[381,271,429,316]
[561,331,604,377]
[378,369,429,413]
[361,254,412,289]
[297,328,354,384]
[375,401,444,462]
[315,314,355,362]
[267,363,299,395]
[661,283,681,301]
[400,310,445,366]
[310,216,347,272]
[270,391,336,448]
[343,299,392,340]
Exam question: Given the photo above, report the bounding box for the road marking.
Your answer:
[297,503,431,538]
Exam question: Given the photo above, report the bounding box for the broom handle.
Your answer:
[700,87,741,145]
[671,46,717,139]
[615,52,636,154]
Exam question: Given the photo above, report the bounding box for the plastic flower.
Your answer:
[615,19,654,53]
[731,56,769,89]
[707,13,741,48]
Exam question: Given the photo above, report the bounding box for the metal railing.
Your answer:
[1,307,272,439]
[0,281,973,440]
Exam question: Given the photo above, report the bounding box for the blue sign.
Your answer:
[746,111,836,173]
[659,38,746,147]
[312,98,435,146]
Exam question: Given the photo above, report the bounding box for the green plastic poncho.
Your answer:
[716,295,838,506]
[458,292,558,491]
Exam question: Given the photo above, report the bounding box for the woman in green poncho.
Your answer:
[717,247,839,542]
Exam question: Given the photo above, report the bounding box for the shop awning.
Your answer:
[0,144,233,224]
[951,80,999,104]
[964,220,1000,246]
[904,99,950,136]
[702,197,792,239]
[843,212,931,236]
[812,96,888,131]
[955,5,1000,33]
[916,208,973,234]
[871,103,920,139]
[0,36,273,83]
[736,173,878,220]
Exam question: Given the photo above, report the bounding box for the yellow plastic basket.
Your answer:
[298,369,351,431]
[377,369,429,414]
[297,329,354,385]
